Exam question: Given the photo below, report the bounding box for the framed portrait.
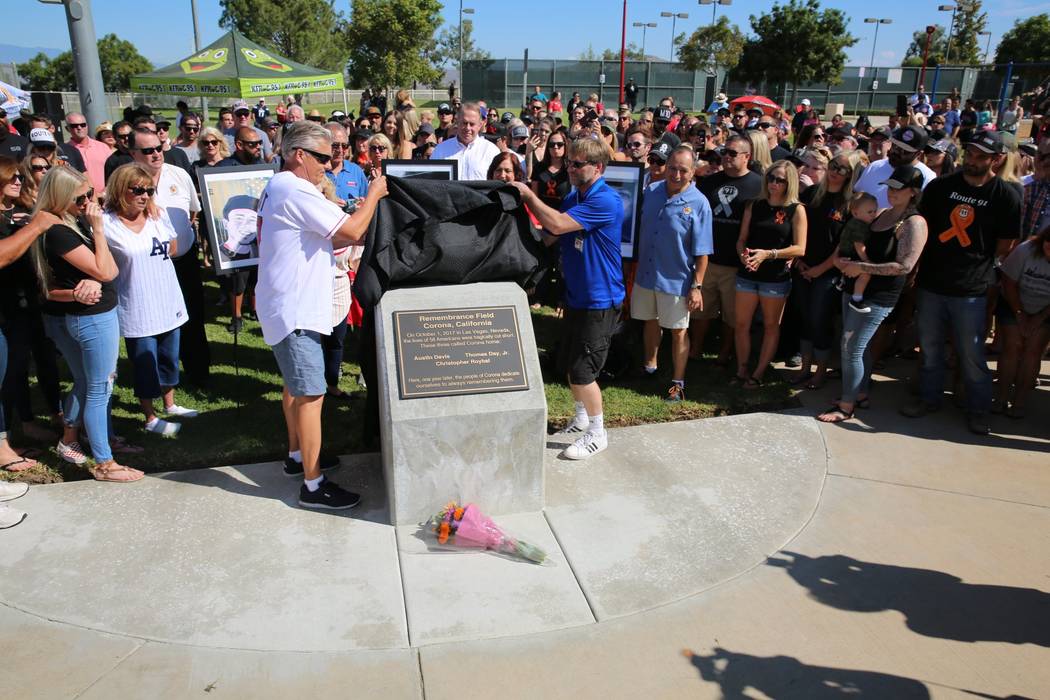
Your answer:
[381,159,458,181]
[196,164,277,276]
[602,161,645,259]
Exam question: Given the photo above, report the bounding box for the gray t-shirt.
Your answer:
[1001,239,1050,314]
[223,125,273,159]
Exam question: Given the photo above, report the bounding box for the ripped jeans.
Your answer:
[839,296,894,405]
[44,309,119,463]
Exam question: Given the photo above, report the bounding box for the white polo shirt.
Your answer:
[430,135,501,180]
[255,171,348,346]
[154,163,201,258]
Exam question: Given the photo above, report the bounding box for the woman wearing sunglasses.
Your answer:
[365,133,393,180]
[103,164,193,437]
[32,166,143,482]
[191,127,231,268]
[733,160,807,388]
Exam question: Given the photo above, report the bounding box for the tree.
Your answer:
[993,14,1050,85]
[677,16,746,74]
[219,0,350,72]
[601,43,645,62]
[17,34,151,91]
[344,0,444,89]
[735,0,856,104]
[901,25,947,67]
[431,20,492,71]
[945,1,986,65]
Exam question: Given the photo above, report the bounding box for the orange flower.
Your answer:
[438,521,451,544]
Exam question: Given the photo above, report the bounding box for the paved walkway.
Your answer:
[2,359,1048,699]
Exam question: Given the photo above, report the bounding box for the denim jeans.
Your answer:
[916,289,992,414]
[839,296,894,404]
[125,328,181,399]
[44,309,120,462]
[794,272,841,363]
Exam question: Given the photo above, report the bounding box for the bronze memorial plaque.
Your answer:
[393,305,529,399]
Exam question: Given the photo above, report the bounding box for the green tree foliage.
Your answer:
[677,16,746,74]
[901,25,947,67]
[735,0,856,103]
[219,0,350,72]
[17,34,152,91]
[344,0,444,89]
[432,20,492,70]
[944,1,986,65]
[601,43,646,62]
[994,14,1050,65]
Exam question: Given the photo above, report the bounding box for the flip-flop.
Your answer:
[1,458,36,472]
[817,407,855,423]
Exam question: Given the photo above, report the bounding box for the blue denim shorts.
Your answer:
[272,329,326,397]
[735,276,792,298]
[125,329,181,399]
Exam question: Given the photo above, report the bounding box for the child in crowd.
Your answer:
[837,192,880,313]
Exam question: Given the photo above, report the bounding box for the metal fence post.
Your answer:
[997,61,1014,114]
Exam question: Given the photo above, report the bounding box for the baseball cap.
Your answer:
[510,125,529,140]
[500,111,514,123]
[924,138,952,153]
[649,140,673,163]
[746,107,763,117]
[869,125,892,140]
[29,127,55,145]
[331,110,346,118]
[155,119,171,129]
[881,165,924,190]
[828,125,856,141]
[891,126,928,152]
[437,103,453,115]
[353,127,374,140]
[365,106,382,116]
[416,122,435,138]
[655,107,673,123]
[801,98,811,106]
[231,99,250,113]
[967,130,1004,154]
[261,117,278,129]
[715,92,727,102]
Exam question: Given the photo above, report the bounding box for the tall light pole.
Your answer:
[978,31,992,64]
[698,0,732,25]
[865,18,892,69]
[189,0,208,121]
[633,21,657,59]
[38,0,107,129]
[660,11,689,63]
[939,3,972,65]
[458,1,474,97]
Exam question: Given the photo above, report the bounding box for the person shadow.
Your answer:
[768,551,1050,647]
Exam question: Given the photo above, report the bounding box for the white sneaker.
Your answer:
[145,418,181,437]
[562,430,608,460]
[0,482,29,502]
[0,503,26,529]
[556,417,589,436]
[163,404,199,418]
[57,440,88,465]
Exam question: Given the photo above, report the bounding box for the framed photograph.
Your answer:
[603,161,645,259]
[381,159,458,181]
[196,164,277,276]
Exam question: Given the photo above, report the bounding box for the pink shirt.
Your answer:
[71,137,113,193]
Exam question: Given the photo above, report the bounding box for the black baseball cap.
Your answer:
[967,130,1005,154]
[891,126,928,153]
[881,165,924,190]
[437,103,454,115]
[869,125,892,140]
[649,140,673,163]
[655,107,673,123]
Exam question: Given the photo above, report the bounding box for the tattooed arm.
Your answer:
[846,215,928,277]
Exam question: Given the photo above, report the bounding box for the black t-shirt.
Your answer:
[104,151,133,183]
[958,110,978,142]
[800,185,848,271]
[917,172,1022,297]
[699,170,763,267]
[163,146,193,177]
[739,200,799,282]
[791,111,808,134]
[770,144,792,162]
[42,222,117,316]
[0,132,29,160]
[59,142,87,172]
[0,205,39,319]
[532,166,570,209]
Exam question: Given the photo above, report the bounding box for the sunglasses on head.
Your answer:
[138,146,163,155]
[75,189,95,206]
[766,174,788,185]
[129,186,156,196]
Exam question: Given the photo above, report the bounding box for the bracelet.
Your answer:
[770,248,777,260]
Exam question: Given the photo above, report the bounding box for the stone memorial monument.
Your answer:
[375,282,547,525]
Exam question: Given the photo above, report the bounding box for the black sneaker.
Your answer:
[848,299,871,314]
[298,479,360,510]
[283,454,341,477]
[227,316,243,334]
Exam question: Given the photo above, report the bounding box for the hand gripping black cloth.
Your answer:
[353,176,548,444]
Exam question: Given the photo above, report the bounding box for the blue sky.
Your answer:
[8,0,1045,69]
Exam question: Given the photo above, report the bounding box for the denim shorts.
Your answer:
[125,329,181,399]
[272,329,326,397]
[735,276,792,298]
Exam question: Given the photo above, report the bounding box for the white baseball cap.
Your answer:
[801,98,811,106]
[30,127,56,145]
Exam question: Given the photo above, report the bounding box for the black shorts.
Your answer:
[558,306,620,385]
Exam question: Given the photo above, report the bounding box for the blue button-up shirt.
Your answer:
[326,160,369,202]
[636,181,713,296]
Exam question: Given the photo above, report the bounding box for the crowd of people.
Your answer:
[0,81,1048,524]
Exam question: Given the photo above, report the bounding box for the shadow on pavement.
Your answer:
[768,551,1050,647]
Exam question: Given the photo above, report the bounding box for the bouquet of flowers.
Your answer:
[424,501,548,565]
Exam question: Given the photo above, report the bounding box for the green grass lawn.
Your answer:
[2,279,794,485]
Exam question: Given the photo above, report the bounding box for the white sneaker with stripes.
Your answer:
[556,417,589,436]
[562,430,608,460]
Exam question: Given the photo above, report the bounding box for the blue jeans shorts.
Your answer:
[125,328,181,399]
[272,329,327,397]
[735,276,792,298]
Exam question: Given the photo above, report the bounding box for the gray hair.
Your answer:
[324,122,347,139]
[287,104,305,120]
[281,120,331,158]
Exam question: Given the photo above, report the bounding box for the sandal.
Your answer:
[743,376,764,390]
[1,457,36,472]
[817,407,855,423]
[833,397,869,409]
[90,461,144,483]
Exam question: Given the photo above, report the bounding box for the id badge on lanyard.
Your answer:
[575,234,584,252]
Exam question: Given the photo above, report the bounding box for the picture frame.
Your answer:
[603,161,645,259]
[381,159,459,181]
[196,164,277,276]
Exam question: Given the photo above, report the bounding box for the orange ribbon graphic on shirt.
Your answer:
[939,204,974,247]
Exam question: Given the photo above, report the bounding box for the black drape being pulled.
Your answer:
[353,177,547,445]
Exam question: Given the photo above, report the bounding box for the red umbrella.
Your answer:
[728,95,781,116]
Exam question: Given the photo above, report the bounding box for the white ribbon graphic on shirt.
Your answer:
[714,185,738,217]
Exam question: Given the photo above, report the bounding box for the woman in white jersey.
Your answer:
[103,164,197,436]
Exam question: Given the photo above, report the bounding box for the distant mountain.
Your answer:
[0,43,65,65]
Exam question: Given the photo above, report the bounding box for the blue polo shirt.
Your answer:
[939,108,961,134]
[636,181,713,296]
[560,177,626,309]
[326,160,369,201]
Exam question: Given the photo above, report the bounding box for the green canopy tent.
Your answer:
[131,30,344,98]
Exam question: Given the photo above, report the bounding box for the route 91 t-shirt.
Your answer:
[699,170,762,267]
[917,172,1022,297]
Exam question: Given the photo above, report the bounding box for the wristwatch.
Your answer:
[690,283,702,290]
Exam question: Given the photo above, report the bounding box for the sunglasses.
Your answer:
[811,133,826,140]
[67,122,87,129]
[766,175,788,185]
[137,146,163,155]
[829,162,851,175]
[568,160,593,169]
[30,164,50,173]
[238,140,262,148]
[548,141,566,148]
[301,148,332,165]
[930,119,944,124]
[201,139,221,146]
[129,186,156,196]
[116,132,131,140]
[331,141,349,149]
[626,141,646,148]
[183,125,200,132]
[156,124,171,130]
[75,189,95,206]
[756,123,775,129]
[733,114,747,120]
[723,148,749,159]
[8,172,24,182]
[369,145,388,153]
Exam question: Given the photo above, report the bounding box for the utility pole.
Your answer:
[39,0,107,129]
[190,0,208,121]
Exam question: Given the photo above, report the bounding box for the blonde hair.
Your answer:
[569,136,610,167]
[748,131,772,172]
[997,151,1021,184]
[811,150,865,212]
[760,160,800,205]
[197,126,230,159]
[30,166,90,297]
[104,163,159,219]
[367,132,394,157]
[397,108,421,145]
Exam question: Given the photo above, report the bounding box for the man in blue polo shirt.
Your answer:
[512,137,624,460]
[633,145,713,402]
[324,122,369,203]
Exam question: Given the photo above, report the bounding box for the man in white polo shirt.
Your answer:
[256,121,387,510]
[429,101,500,180]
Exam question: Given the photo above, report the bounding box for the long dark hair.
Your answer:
[537,127,568,172]
[486,151,522,182]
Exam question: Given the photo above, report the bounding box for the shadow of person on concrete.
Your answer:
[683,646,932,698]
[768,551,1050,647]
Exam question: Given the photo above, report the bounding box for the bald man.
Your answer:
[65,112,112,193]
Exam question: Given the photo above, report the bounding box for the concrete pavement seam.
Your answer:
[69,638,146,699]
[394,525,417,648]
[540,508,599,623]
[824,471,1050,510]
